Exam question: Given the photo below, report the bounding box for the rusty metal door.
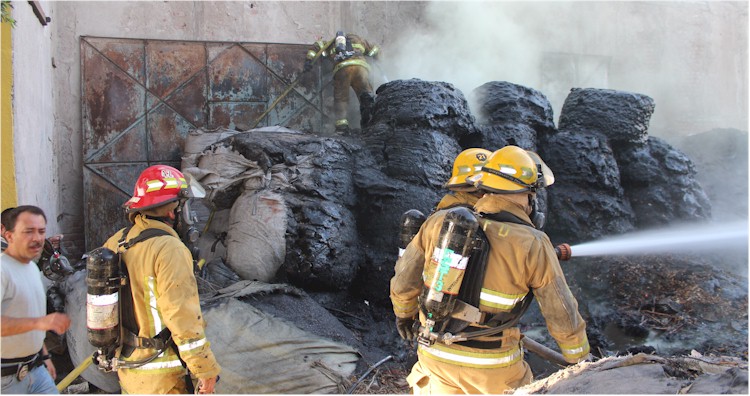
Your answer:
[82,36,332,249]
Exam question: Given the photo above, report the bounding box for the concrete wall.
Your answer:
[4,0,743,254]
[8,1,58,233]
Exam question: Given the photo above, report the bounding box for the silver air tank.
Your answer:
[418,207,479,341]
[398,209,427,258]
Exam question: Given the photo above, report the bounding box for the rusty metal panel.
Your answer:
[82,37,328,250]
[145,41,206,99]
[84,37,146,85]
[83,163,144,249]
[82,40,147,162]
[209,102,267,131]
[210,43,268,102]
[147,99,198,162]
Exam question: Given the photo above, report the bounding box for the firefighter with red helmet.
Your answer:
[304,30,380,134]
[101,165,220,394]
[390,146,589,394]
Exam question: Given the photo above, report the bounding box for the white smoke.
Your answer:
[375,1,747,136]
[382,2,543,100]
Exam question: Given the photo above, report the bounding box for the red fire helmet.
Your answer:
[124,165,188,212]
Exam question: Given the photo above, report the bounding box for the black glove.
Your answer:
[396,316,417,340]
[303,59,313,72]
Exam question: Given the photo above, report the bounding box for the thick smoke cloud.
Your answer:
[377,1,748,137]
[382,2,543,101]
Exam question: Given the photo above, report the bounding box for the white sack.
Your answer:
[182,129,240,169]
[225,190,287,282]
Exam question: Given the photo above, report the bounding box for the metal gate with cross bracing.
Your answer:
[81,36,332,249]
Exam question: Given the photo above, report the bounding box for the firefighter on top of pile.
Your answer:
[390,146,590,394]
[100,165,220,394]
[304,30,379,134]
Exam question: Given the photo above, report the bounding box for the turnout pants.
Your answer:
[333,65,373,129]
[406,354,533,394]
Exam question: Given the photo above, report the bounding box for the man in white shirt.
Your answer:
[1,206,70,394]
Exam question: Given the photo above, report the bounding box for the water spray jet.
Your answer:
[554,220,748,260]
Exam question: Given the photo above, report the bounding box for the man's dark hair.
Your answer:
[1,206,15,229]
[4,205,47,232]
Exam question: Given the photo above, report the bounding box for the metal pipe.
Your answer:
[521,335,569,367]
[251,40,330,129]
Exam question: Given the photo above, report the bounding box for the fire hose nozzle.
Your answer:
[555,243,572,261]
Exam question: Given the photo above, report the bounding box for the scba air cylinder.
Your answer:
[86,247,121,348]
[420,207,479,328]
[398,209,427,258]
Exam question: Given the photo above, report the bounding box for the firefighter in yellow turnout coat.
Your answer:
[390,146,589,394]
[103,165,220,394]
[434,148,491,212]
[305,31,379,133]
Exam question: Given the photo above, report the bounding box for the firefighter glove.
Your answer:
[396,316,416,340]
[304,59,313,72]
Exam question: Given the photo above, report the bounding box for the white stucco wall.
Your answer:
[8,0,741,253]
[10,1,59,235]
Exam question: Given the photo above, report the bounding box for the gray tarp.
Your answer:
[204,298,359,394]
[64,273,360,394]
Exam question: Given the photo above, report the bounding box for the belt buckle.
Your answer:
[16,364,29,381]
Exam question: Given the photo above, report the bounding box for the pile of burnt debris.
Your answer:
[60,78,747,393]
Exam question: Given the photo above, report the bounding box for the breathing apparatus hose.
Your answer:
[57,342,172,392]
[56,353,94,392]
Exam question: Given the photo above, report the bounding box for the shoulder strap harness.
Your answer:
[117,226,173,355]
[443,211,536,347]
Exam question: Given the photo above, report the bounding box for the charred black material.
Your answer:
[353,79,482,302]
[469,81,556,151]
[540,131,636,244]
[558,88,655,148]
[618,137,711,228]
[547,87,710,235]
[367,79,477,142]
[212,131,364,291]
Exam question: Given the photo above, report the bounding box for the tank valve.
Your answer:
[555,243,572,261]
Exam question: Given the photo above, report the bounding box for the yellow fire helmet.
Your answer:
[526,150,555,188]
[444,148,492,190]
[470,146,538,193]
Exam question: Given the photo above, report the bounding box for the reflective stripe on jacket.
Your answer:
[474,194,589,363]
[103,215,220,393]
[390,193,589,364]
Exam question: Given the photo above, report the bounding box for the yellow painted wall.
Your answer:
[1,20,15,209]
